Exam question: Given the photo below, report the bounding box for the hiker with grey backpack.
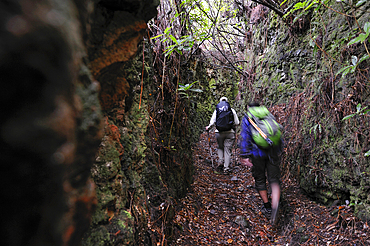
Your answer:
[206,96,239,174]
[239,102,283,225]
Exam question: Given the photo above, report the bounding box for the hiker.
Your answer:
[205,96,239,174]
[239,102,283,225]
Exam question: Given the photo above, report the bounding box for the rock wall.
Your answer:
[81,1,210,245]
[0,0,102,245]
[1,0,208,245]
[240,1,370,220]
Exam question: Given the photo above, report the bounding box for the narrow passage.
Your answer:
[172,131,370,245]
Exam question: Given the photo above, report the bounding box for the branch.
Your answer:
[232,25,246,35]
[215,26,239,58]
[207,41,249,78]
[250,0,285,17]
[218,27,245,37]
[189,1,222,58]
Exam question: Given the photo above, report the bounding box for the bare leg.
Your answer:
[259,190,269,203]
[270,182,281,225]
[271,183,280,209]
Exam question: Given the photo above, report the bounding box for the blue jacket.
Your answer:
[239,114,267,158]
[240,114,283,158]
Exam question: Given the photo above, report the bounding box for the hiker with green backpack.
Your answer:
[239,102,283,225]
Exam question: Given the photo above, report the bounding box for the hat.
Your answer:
[220,96,228,102]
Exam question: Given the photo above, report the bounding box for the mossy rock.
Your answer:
[92,140,121,180]
[82,226,110,246]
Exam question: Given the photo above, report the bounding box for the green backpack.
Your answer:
[247,106,282,149]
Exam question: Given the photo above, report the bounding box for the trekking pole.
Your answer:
[234,132,237,167]
[206,129,214,169]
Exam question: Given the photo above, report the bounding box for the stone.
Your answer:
[234,215,250,228]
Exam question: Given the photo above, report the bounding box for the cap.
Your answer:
[220,96,228,102]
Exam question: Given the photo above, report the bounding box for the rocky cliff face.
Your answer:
[0,0,194,245]
[0,1,102,245]
[80,0,207,245]
[1,0,210,245]
[240,1,370,221]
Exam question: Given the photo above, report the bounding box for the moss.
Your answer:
[92,143,121,180]
[82,226,110,246]
[209,78,216,88]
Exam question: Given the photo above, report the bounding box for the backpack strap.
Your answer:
[247,116,273,146]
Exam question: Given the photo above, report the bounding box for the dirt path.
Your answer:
[171,132,370,245]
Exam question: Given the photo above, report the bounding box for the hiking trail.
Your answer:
[172,131,370,245]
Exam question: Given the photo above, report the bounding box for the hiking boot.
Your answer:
[223,168,231,174]
[216,164,224,171]
[261,206,272,219]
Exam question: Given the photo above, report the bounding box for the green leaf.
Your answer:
[164,45,176,56]
[313,44,318,55]
[356,0,367,7]
[363,109,370,115]
[336,65,351,76]
[365,150,370,157]
[165,44,176,50]
[169,35,178,44]
[280,0,288,5]
[151,34,164,40]
[165,50,173,57]
[348,36,362,46]
[304,0,318,11]
[343,67,352,76]
[342,114,356,121]
[358,33,368,42]
[358,54,369,64]
[356,103,362,113]
[164,26,172,34]
[189,88,203,93]
[359,105,368,113]
[364,22,370,34]
[294,2,305,9]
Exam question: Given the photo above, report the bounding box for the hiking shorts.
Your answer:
[251,154,281,191]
